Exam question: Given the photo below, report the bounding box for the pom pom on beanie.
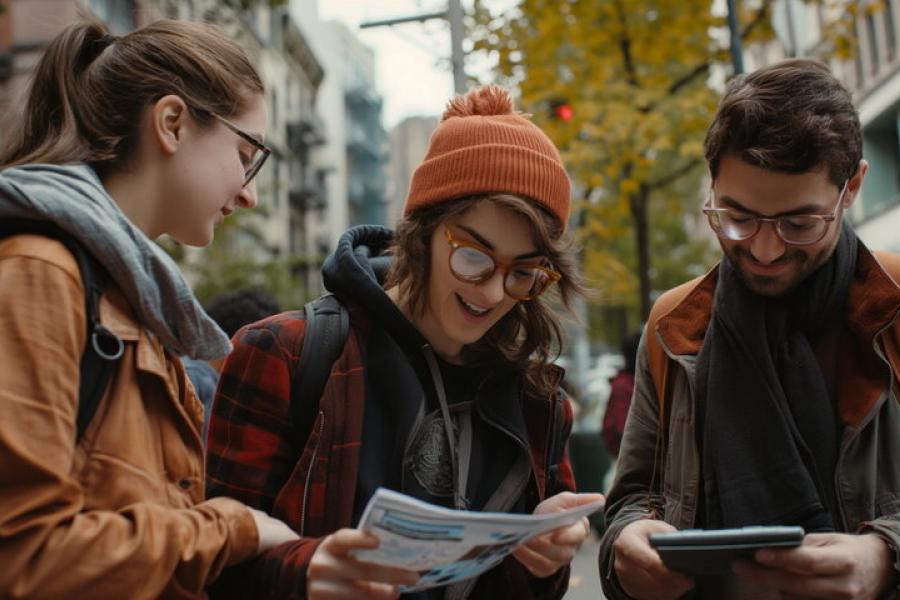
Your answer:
[403,85,570,229]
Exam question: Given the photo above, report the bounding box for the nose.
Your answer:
[479,270,507,305]
[236,179,258,209]
[749,221,786,265]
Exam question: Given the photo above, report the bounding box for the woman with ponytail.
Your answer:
[206,85,602,599]
[0,19,297,599]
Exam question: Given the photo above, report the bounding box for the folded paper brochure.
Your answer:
[353,487,605,592]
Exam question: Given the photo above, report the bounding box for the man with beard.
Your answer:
[598,59,900,600]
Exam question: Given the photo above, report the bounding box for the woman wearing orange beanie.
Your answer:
[206,85,602,599]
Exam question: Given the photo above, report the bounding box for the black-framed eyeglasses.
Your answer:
[703,180,848,246]
[444,226,561,301]
[209,113,271,187]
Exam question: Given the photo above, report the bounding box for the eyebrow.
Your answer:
[717,194,826,217]
[456,224,544,260]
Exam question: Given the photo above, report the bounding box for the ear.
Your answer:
[149,95,189,156]
[844,159,868,209]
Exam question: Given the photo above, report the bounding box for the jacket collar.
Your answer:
[657,244,900,426]
[659,244,900,356]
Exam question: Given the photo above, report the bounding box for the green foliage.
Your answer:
[160,209,312,310]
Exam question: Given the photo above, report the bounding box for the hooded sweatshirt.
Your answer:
[322,225,532,525]
[0,163,229,359]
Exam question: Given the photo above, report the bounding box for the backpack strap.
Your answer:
[873,251,900,400]
[0,219,122,442]
[72,245,123,440]
[645,281,699,415]
[545,387,566,492]
[290,293,350,437]
[875,251,900,284]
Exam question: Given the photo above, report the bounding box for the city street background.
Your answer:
[565,532,606,600]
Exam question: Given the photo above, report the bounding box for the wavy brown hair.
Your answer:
[385,194,584,401]
[704,58,861,186]
[1,19,263,177]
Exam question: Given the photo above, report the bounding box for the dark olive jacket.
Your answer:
[599,245,900,600]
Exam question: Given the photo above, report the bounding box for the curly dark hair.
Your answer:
[205,288,281,339]
[384,194,584,402]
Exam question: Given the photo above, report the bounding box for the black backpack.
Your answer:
[283,290,573,545]
[286,294,567,493]
[289,293,350,436]
[0,219,123,442]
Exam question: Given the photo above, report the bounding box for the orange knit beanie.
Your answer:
[403,85,571,229]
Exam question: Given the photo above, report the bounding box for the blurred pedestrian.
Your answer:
[600,59,900,600]
[601,332,641,459]
[0,19,296,598]
[206,85,602,599]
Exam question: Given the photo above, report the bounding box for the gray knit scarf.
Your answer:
[0,163,230,359]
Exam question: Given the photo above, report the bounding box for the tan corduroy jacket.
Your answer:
[0,235,258,599]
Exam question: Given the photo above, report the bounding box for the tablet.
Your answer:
[648,526,805,576]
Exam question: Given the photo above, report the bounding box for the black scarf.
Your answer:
[695,226,857,531]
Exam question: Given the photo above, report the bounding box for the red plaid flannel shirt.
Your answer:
[206,304,577,599]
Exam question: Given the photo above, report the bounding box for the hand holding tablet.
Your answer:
[648,526,805,576]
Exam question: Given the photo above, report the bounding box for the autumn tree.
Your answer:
[472,0,863,328]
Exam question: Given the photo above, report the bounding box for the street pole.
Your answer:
[726,0,744,75]
[360,2,468,95]
[447,0,466,94]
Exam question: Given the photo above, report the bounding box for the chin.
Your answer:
[741,277,794,297]
[172,229,214,248]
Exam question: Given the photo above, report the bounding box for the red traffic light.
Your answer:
[553,103,574,122]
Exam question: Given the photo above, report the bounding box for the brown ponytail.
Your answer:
[0,19,263,175]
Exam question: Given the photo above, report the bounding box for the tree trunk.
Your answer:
[630,185,652,321]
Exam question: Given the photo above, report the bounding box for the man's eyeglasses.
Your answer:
[209,113,272,187]
[444,226,560,301]
[703,180,848,246]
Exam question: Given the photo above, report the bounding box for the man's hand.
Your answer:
[732,532,895,600]
[512,492,604,578]
[613,518,695,600]
[306,529,420,600]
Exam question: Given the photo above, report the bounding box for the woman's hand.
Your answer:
[307,528,420,600]
[512,492,604,578]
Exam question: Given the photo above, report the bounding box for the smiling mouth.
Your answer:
[456,294,491,317]
[745,260,791,275]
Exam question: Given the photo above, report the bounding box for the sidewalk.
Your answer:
[564,532,606,599]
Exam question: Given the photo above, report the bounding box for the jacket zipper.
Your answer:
[300,410,325,537]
